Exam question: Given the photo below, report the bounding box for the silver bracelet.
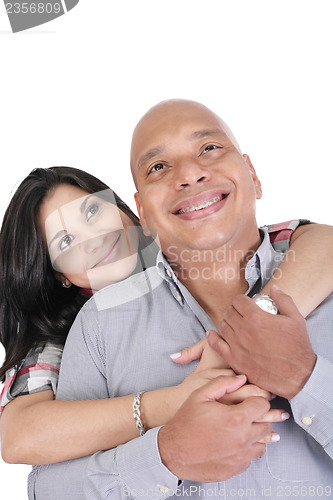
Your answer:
[133,392,146,436]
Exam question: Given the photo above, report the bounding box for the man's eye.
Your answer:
[203,144,220,154]
[148,163,165,175]
[59,234,75,251]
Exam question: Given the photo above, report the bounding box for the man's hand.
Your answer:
[158,375,275,482]
[207,286,317,399]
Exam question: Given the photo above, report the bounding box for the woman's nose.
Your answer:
[81,233,105,254]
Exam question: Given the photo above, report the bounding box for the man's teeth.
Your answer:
[178,195,224,214]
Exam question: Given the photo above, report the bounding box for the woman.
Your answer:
[0,166,332,465]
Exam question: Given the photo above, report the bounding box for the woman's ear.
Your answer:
[55,272,72,288]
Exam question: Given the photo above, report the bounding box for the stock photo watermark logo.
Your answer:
[4,0,79,32]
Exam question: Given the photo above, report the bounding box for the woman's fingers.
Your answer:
[170,338,206,364]
[258,432,281,444]
[255,408,290,423]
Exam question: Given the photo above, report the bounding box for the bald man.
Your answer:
[30,100,333,500]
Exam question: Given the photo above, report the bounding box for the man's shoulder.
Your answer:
[82,266,164,314]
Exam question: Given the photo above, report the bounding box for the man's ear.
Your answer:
[243,154,262,200]
[134,192,151,236]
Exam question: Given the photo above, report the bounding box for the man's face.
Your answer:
[132,101,262,260]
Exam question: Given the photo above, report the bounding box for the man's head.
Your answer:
[131,99,262,260]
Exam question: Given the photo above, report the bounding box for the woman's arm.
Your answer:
[1,363,274,465]
[0,371,201,464]
[261,223,333,317]
[0,366,286,465]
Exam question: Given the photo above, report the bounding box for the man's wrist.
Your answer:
[117,426,179,497]
[157,425,182,480]
[287,353,317,400]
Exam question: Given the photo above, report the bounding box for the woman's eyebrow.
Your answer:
[79,194,94,214]
[49,229,67,246]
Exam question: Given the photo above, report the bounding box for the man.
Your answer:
[30,100,333,499]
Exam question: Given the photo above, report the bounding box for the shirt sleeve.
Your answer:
[29,301,179,500]
[290,355,333,459]
[0,344,62,413]
[30,428,179,500]
[261,219,311,253]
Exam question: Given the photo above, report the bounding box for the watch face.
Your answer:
[252,295,279,315]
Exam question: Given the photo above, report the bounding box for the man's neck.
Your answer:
[170,232,262,328]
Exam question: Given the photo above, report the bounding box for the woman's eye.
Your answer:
[86,203,100,221]
[59,234,75,251]
[202,144,220,154]
[148,163,165,175]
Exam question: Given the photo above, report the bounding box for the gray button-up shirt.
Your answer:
[29,229,333,500]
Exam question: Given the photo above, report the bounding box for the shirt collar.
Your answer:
[254,228,286,292]
[156,227,286,302]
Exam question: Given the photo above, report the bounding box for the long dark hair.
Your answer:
[0,166,151,382]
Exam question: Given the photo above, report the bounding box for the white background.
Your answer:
[0,1,333,497]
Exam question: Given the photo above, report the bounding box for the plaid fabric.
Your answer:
[0,343,62,413]
[0,219,309,414]
[263,219,311,252]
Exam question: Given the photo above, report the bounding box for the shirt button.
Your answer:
[176,293,182,302]
[166,269,172,278]
[302,416,313,426]
[158,486,170,494]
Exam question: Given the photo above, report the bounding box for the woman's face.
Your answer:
[40,184,139,290]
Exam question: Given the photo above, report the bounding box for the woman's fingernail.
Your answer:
[281,412,290,420]
[271,433,280,442]
[170,352,181,360]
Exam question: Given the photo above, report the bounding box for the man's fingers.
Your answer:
[192,374,247,403]
[270,285,300,317]
[227,294,255,317]
[251,442,268,460]
[237,396,271,422]
[207,329,231,360]
[219,384,272,404]
[255,408,290,423]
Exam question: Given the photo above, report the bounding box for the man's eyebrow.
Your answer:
[137,146,165,170]
[189,129,222,140]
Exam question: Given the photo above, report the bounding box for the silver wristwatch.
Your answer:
[252,294,279,315]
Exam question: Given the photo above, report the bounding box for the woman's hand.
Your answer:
[170,336,229,370]
[170,336,290,429]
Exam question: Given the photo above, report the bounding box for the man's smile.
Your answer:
[172,191,230,220]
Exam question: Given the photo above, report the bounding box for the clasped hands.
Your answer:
[174,286,317,400]
[159,287,317,482]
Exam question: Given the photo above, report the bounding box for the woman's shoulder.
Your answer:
[0,343,63,413]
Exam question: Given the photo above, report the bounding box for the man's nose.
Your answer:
[173,160,211,190]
